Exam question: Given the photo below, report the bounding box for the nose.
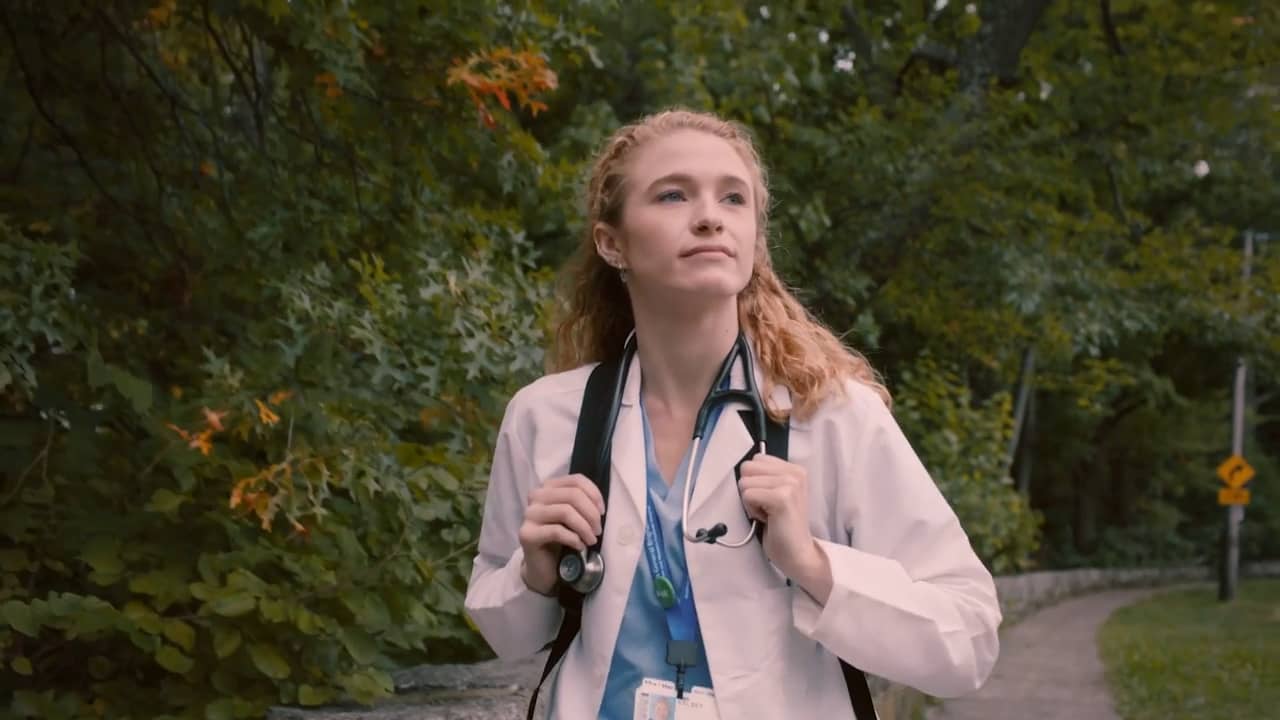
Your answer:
[692,214,724,234]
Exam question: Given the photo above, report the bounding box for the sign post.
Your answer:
[1219,231,1255,603]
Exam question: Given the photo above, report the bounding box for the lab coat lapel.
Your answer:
[609,354,647,527]
[686,406,753,519]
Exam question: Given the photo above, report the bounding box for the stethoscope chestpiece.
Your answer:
[558,548,605,595]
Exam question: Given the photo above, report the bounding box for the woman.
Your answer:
[464,109,1001,719]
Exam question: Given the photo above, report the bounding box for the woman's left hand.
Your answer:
[738,454,831,600]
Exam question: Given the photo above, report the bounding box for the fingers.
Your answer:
[524,501,599,547]
[519,519,590,552]
[738,459,805,491]
[739,454,796,477]
[741,486,787,522]
[739,459,806,522]
[537,474,606,516]
[520,474,607,553]
[528,482,604,535]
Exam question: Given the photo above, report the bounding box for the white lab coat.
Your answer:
[464,353,1002,719]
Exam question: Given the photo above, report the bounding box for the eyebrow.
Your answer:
[643,172,751,194]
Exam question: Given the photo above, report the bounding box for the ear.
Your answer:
[593,222,627,269]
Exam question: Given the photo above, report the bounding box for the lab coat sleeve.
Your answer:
[464,394,565,659]
[791,382,1002,698]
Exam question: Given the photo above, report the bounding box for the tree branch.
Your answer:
[94,8,199,116]
[238,18,269,147]
[199,23,246,241]
[838,5,876,68]
[2,119,34,183]
[200,0,264,147]
[895,42,958,95]
[1,11,153,240]
[98,31,167,213]
[839,4,895,105]
[960,0,1054,91]
[1100,0,1127,56]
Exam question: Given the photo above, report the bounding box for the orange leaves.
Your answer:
[253,389,290,426]
[164,389,311,534]
[164,389,290,457]
[166,406,227,456]
[138,0,177,29]
[229,456,323,536]
[167,424,214,455]
[202,407,228,432]
[446,48,558,129]
[314,72,343,99]
[254,399,280,426]
[230,461,290,530]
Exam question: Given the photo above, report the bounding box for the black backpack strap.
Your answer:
[526,356,621,720]
[747,410,877,720]
[841,661,877,720]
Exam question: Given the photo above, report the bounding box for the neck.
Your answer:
[631,298,740,416]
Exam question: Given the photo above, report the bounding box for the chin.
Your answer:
[656,278,747,305]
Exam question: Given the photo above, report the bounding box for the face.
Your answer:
[595,129,758,304]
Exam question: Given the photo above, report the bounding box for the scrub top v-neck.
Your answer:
[595,389,728,720]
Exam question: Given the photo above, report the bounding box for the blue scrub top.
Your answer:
[597,390,727,719]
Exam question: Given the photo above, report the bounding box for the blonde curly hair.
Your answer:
[548,108,889,419]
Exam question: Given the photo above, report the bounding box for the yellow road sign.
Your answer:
[1216,454,1255,489]
[1219,487,1251,506]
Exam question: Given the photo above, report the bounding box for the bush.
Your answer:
[892,356,1042,574]
[0,2,573,717]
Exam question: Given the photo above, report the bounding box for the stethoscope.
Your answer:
[558,329,769,595]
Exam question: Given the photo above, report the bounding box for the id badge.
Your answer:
[632,677,720,720]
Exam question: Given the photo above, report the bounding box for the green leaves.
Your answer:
[87,346,153,415]
[11,656,33,676]
[80,538,125,584]
[213,627,243,659]
[155,644,195,675]
[338,626,380,665]
[1,600,39,637]
[247,643,291,680]
[145,489,190,516]
[208,592,257,618]
[163,619,196,653]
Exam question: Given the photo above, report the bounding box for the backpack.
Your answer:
[526,355,877,719]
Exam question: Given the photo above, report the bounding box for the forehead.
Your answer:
[625,129,753,187]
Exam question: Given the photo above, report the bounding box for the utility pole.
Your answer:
[1006,346,1035,482]
[1220,231,1254,602]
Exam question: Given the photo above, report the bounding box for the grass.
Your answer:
[1099,579,1280,720]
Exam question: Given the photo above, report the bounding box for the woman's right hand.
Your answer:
[518,474,606,596]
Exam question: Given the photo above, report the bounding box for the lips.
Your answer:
[681,245,734,258]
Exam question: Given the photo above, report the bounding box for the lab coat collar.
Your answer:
[615,336,793,413]
[610,337,792,520]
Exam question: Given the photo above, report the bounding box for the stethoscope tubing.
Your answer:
[615,329,767,548]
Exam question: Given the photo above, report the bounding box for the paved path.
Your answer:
[927,587,1172,720]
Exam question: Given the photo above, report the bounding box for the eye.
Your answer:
[656,189,686,203]
[723,192,748,206]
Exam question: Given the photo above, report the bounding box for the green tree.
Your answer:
[1,1,583,717]
[3,0,1279,717]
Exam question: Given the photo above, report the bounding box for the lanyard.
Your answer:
[644,498,698,631]
[643,496,700,697]
[639,377,727,699]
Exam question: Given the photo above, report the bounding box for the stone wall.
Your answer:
[268,561,1280,720]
